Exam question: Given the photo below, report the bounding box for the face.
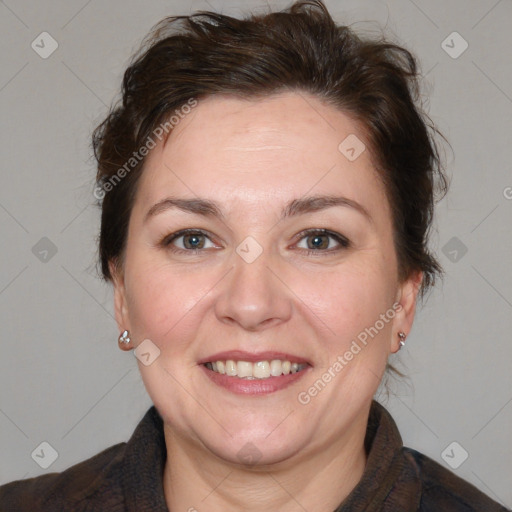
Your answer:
[112,91,421,466]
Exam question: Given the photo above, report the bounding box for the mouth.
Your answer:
[203,359,309,380]
[197,350,313,396]
[199,351,312,395]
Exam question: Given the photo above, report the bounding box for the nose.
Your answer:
[214,248,293,332]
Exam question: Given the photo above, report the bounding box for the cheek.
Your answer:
[299,261,396,361]
[124,257,211,350]
[309,263,394,327]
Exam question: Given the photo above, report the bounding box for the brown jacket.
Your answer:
[0,400,509,511]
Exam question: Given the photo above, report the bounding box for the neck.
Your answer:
[162,411,369,512]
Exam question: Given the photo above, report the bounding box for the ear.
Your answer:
[391,270,423,353]
[110,260,131,336]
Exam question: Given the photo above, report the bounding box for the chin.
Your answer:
[211,437,304,468]
[199,419,308,467]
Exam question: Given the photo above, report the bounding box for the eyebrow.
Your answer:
[144,194,372,224]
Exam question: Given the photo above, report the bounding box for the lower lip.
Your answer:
[201,365,310,395]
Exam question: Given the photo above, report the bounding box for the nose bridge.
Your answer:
[214,241,291,330]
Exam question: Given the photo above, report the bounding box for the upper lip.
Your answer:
[198,350,312,366]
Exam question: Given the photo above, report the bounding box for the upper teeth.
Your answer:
[205,360,307,379]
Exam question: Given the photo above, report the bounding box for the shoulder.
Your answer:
[0,442,127,511]
[402,447,510,511]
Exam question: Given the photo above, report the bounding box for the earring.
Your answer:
[397,331,406,351]
[118,330,131,345]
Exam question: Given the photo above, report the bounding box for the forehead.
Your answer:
[133,92,387,218]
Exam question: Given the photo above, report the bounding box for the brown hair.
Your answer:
[93,0,448,301]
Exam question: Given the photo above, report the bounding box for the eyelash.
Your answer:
[160,228,350,257]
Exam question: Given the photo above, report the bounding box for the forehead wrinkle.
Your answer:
[222,145,297,151]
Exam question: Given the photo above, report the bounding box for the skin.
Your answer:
[111,91,422,512]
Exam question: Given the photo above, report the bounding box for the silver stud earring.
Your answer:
[118,330,131,345]
[398,331,406,350]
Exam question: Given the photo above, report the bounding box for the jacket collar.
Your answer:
[120,400,417,511]
[122,406,168,511]
[334,400,421,511]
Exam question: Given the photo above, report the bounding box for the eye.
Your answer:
[160,228,350,256]
[161,229,217,253]
[295,229,350,255]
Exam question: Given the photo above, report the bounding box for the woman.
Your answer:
[0,1,508,510]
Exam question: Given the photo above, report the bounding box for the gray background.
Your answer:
[0,0,511,507]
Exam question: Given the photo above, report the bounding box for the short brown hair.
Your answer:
[93,0,448,299]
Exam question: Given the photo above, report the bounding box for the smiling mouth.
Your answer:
[204,359,309,380]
